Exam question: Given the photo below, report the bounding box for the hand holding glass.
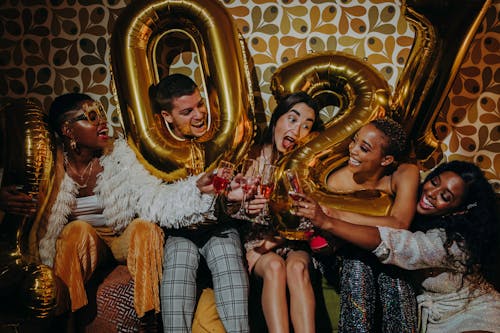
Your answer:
[283,169,313,231]
[232,159,259,220]
[205,160,235,220]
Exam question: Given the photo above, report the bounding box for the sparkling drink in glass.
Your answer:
[254,163,277,225]
[205,160,235,220]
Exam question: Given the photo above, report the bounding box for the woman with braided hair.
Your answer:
[312,118,421,332]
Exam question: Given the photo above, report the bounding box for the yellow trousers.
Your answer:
[53,219,164,317]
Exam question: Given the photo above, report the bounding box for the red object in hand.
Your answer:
[309,235,329,251]
[213,175,230,193]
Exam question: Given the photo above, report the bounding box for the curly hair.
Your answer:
[411,160,499,290]
[369,118,408,161]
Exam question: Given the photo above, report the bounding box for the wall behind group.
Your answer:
[0,0,498,191]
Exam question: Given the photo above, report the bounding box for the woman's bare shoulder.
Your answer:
[326,166,350,191]
[395,163,419,176]
[393,163,420,186]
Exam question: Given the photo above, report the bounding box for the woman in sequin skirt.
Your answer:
[312,118,421,332]
[295,160,500,332]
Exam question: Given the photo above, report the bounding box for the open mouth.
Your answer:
[282,135,296,150]
[349,157,360,166]
[97,126,109,138]
[191,120,205,128]
[419,195,435,209]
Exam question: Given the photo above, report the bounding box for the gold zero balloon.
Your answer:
[110,0,255,181]
[0,101,58,319]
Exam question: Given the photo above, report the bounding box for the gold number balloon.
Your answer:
[269,51,393,239]
[0,100,58,319]
[393,0,491,159]
[110,0,255,181]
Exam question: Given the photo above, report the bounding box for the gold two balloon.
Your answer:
[110,0,255,181]
[269,52,393,239]
[0,101,58,319]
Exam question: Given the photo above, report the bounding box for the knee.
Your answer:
[263,257,286,282]
[129,219,164,242]
[342,259,374,281]
[163,237,199,266]
[59,220,96,243]
[286,259,310,285]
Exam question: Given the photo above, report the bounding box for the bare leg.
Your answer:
[254,252,289,333]
[286,250,315,333]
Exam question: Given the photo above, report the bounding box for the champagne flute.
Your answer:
[254,163,277,225]
[283,168,313,232]
[205,160,235,220]
[232,158,259,220]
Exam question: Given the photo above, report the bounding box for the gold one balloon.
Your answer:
[0,100,58,319]
[394,0,491,159]
[21,264,58,318]
[110,0,255,181]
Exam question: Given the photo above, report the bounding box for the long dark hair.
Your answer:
[411,160,499,289]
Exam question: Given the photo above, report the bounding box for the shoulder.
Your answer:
[326,165,350,190]
[395,162,419,174]
[393,163,419,182]
[391,163,419,199]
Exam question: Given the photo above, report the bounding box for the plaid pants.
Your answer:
[161,228,249,333]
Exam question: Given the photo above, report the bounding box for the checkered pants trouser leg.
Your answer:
[161,228,249,333]
[201,228,249,333]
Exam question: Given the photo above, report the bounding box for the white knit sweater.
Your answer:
[38,138,213,267]
[373,227,500,333]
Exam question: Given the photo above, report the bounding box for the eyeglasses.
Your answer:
[66,101,107,126]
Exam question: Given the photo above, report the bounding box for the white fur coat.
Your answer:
[38,138,213,267]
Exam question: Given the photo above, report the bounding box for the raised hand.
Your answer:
[0,185,37,217]
[290,193,330,229]
[196,172,215,194]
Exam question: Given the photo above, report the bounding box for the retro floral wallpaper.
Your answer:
[0,0,498,191]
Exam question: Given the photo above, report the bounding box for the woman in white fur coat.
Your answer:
[28,92,214,319]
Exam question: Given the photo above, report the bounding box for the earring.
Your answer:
[70,138,77,151]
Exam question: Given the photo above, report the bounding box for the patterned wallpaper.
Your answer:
[0,0,498,191]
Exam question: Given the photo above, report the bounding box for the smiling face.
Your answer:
[348,124,394,173]
[417,171,466,216]
[62,100,109,150]
[161,88,208,139]
[273,102,316,153]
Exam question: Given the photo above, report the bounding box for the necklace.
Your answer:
[64,153,95,188]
